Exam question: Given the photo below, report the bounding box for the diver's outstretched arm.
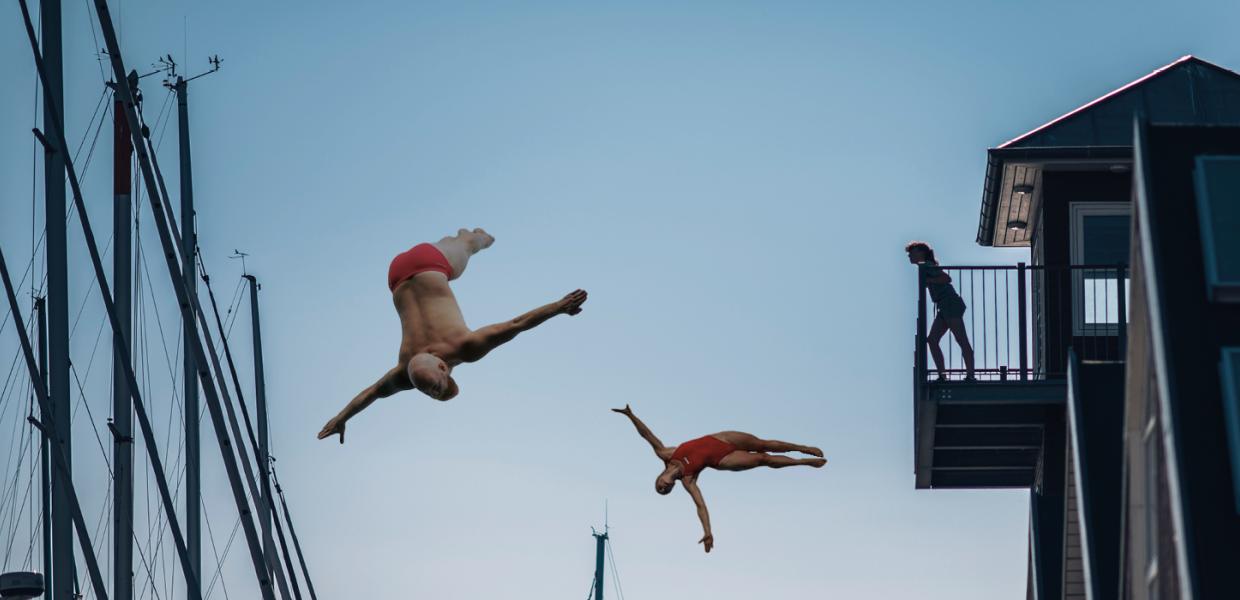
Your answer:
[454,289,588,363]
[682,478,713,553]
[317,365,411,443]
[611,404,668,457]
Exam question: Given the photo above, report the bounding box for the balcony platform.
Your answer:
[915,379,1066,489]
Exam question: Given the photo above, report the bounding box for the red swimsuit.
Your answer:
[671,436,737,478]
[388,243,454,291]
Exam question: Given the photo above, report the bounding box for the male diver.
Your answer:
[318,228,587,443]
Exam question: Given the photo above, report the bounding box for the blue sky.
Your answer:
[2,1,1239,598]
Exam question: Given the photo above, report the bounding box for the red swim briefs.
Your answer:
[388,243,453,291]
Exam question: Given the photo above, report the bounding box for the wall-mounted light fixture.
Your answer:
[1007,220,1028,231]
[1013,184,1035,195]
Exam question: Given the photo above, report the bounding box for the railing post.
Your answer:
[1116,264,1127,359]
[1017,262,1028,380]
[914,265,928,462]
[916,265,928,385]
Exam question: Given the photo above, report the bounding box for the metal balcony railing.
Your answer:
[914,263,1129,385]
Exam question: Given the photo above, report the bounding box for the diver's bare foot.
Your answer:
[472,228,495,248]
[806,458,827,468]
[801,446,824,458]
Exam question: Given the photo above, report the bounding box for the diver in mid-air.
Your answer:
[317,228,587,443]
[612,405,826,553]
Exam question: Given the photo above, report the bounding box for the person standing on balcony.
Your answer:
[906,241,975,381]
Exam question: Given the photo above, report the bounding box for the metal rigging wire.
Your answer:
[0,381,35,569]
[5,11,313,599]
[78,0,108,82]
[220,277,246,342]
[123,93,262,600]
[1,5,231,600]
[5,92,198,600]
[201,510,240,600]
[271,466,317,600]
[124,125,254,600]
[133,200,190,600]
[0,313,40,570]
[0,0,45,580]
[1,87,119,566]
[1,83,113,340]
[0,353,32,514]
[606,536,626,600]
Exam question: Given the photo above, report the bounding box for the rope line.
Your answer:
[0,401,34,569]
[204,516,241,600]
[272,467,318,600]
[0,319,38,569]
[606,537,626,600]
[1,60,316,599]
[201,503,239,600]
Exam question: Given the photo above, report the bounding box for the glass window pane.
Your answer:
[1222,348,1240,514]
[1195,157,1240,290]
[1083,214,1131,265]
[1070,204,1132,335]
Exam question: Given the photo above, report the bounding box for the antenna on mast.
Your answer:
[163,53,221,88]
[117,54,177,81]
[230,249,250,276]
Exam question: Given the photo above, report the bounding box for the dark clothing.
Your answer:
[923,264,967,319]
[936,294,967,319]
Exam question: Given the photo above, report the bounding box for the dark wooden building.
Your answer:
[1122,121,1240,600]
[910,56,1240,600]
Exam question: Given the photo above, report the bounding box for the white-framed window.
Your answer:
[1070,202,1131,335]
[1193,156,1240,302]
[1221,347,1240,514]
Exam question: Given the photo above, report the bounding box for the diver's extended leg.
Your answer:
[433,228,495,279]
[715,451,826,471]
[712,431,823,457]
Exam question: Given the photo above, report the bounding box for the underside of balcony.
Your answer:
[915,380,1066,489]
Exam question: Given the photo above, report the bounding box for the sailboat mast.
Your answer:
[592,528,608,600]
[1,248,109,599]
[91,8,276,591]
[112,82,136,600]
[175,74,203,600]
[37,297,51,598]
[245,274,276,582]
[39,0,74,596]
